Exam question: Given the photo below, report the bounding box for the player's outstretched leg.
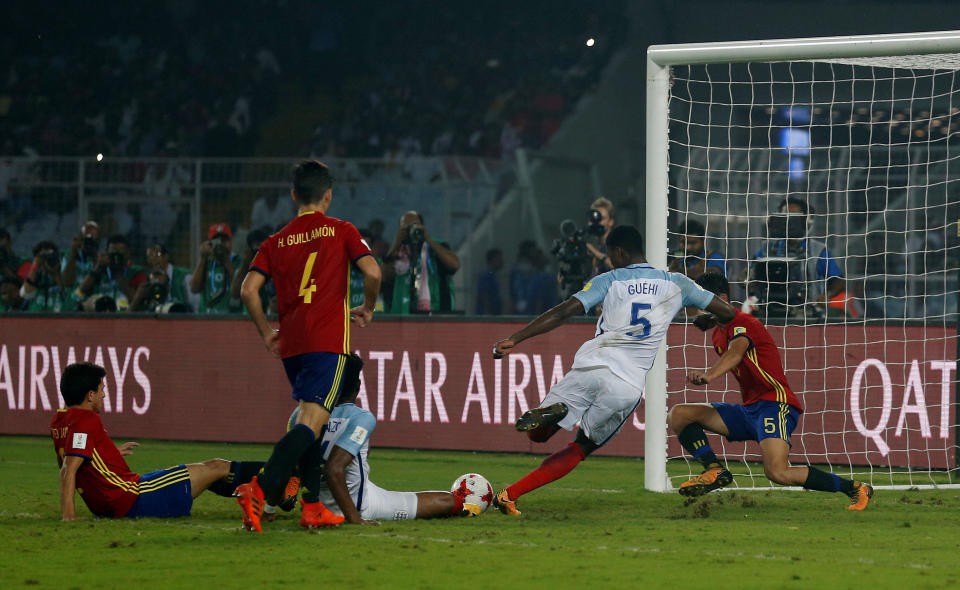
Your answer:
[234,476,265,533]
[515,402,569,432]
[495,437,593,516]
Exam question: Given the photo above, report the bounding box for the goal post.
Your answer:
[645,30,960,492]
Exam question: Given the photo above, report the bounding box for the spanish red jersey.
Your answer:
[711,311,803,411]
[50,408,141,518]
[251,210,372,358]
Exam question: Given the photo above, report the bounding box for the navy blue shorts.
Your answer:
[282,352,349,411]
[712,400,801,446]
[125,465,193,518]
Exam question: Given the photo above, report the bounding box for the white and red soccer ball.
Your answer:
[451,473,494,516]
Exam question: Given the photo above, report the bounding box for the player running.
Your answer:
[670,273,873,510]
[52,362,264,520]
[265,354,475,523]
[234,160,381,532]
[491,225,736,515]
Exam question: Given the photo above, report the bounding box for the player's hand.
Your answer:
[493,338,515,359]
[117,441,140,456]
[686,370,710,386]
[356,518,380,526]
[349,305,374,327]
[263,329,281,357]
[692,312,718,332]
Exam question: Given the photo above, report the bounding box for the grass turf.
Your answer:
[3,435,960,589]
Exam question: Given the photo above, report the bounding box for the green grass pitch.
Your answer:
[3,435,960,589]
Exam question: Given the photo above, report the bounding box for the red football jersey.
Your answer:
[251,211,372,358]
[711,310,803,411]
[50,408,141,518]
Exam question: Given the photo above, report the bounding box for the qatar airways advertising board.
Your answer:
[0,317,955,468]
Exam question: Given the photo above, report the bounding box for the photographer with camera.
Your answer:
[668,220,728,280]
[78,234,147,311]
[749,197,844,320]
[131,243,192,313]
[190,223,242,314]
[22,240,69,312]
[584,197,616,276]
[382,211,459,314]
[61,221,102,302]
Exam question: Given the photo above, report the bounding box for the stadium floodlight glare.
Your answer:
[645,30,960,493]
[587,38,596,47]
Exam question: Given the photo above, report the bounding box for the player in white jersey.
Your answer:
[273,354,473,523]
[491,225,736,515]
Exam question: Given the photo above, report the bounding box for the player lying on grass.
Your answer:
[670,273,873,510]
[263,354,473,523]
[52,362,265,520]
[490,225,736,515]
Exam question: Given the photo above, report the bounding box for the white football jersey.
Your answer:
[571,264,714,384]
[313,403,377,513]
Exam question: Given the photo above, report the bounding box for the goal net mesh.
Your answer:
[666,55,960,489]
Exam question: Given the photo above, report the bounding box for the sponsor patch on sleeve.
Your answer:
[71,432,88,450]
[733,326,746,335]
[580,282,592,292]
[360,238,370,250]
[349,426,368,444]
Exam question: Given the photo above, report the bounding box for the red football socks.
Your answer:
[506,442,586,500]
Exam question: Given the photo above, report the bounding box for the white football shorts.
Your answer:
[539,366,645,445]
[358,482,418,521]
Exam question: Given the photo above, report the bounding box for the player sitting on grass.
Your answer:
[670,273,873,510]
[51,362,264,520]
[491,225,736,516]
[265,354,473,523]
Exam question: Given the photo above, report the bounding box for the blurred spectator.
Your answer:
[79,234,147,311]
[585,197,616,277]
[750,198,845,319]
[475,248,504,315]
[22,240,68,312]
[669,219,728,279]
[510,240,559,315]
[0,228,31,281]
[131,243,192,312]
[191,223,241,314]
[230,228,274,314]
[251,193,296,231]
[383,211,459,314]
[1,277,29,311]
[61,221,102,305]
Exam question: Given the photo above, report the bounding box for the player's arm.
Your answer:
[349,255,381,327]
[687,336,751,385]
[693,294,738,330]
[240,270,278,356]
[323,446,376,525]
[59,455,84,521]
[493,297,584,358]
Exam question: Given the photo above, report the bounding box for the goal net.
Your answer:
[644,32,960,492]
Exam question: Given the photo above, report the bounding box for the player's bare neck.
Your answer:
[298,203,329,216]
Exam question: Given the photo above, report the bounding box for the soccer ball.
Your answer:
[450,473,494,516]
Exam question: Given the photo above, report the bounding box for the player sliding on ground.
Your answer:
[491,225,736,515]
[52,362,266,520]
[670,273,873,510]
[264,354,474,523]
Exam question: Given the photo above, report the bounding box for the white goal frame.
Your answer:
[644,30,960,492]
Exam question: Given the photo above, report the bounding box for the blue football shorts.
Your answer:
[282,352,349,411]
[125,464,193,518]
[712,400,801,446]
